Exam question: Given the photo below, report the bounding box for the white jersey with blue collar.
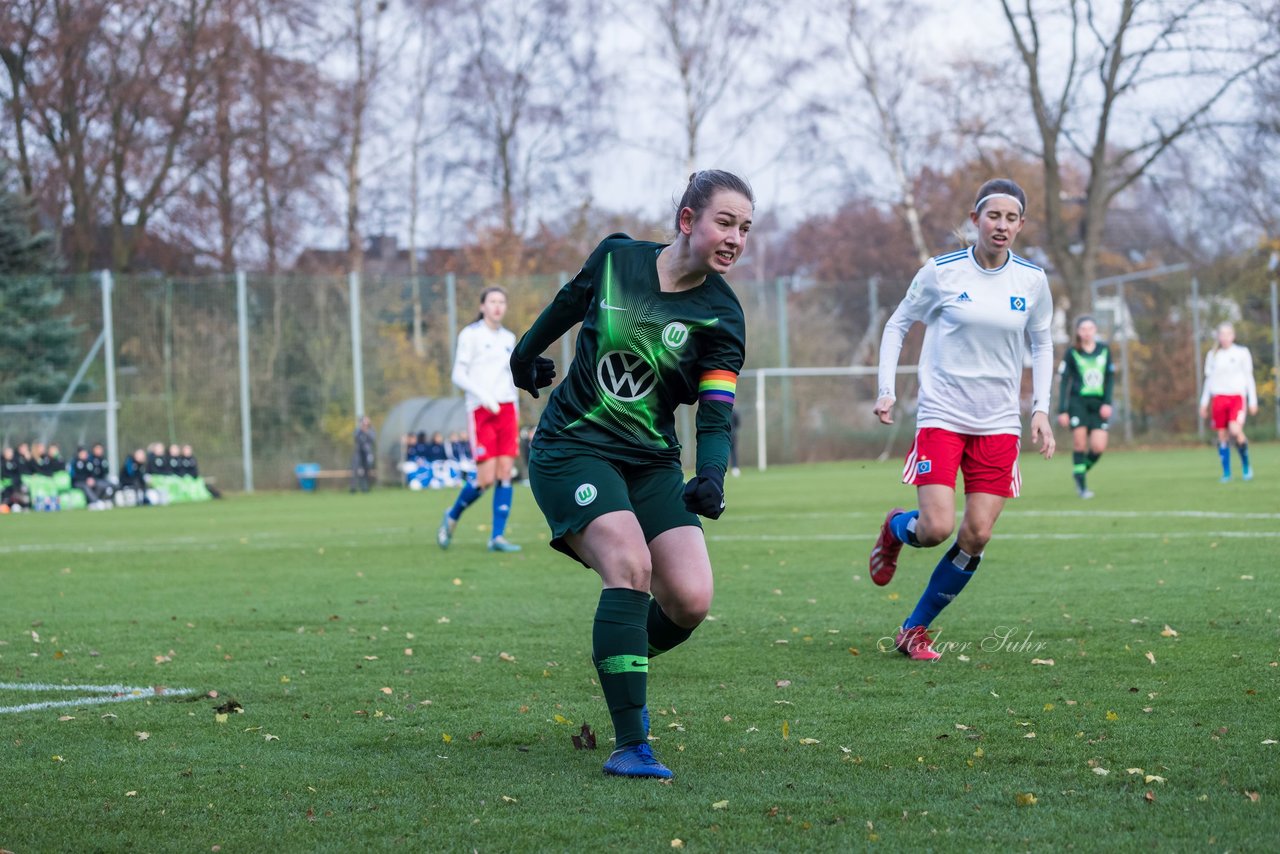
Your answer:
[878,246,1054,436]
[452,320,518,411]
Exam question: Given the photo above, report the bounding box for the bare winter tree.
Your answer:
[630,0,789,175]
[449,0,606,239]
[995,0,1280,311]
[804,0,942,265]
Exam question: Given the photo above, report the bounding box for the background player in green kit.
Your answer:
[508,170,752,780]
[1056,315,1115,498]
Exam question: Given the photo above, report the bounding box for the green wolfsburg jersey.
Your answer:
[513,234,746,470]
[1057,343,1115,409]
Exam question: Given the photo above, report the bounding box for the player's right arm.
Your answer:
[1056,350,1075,427]
[1198,349,1214,416]
[512,234,630,365]
[874,263,936,424]
[451,326,498,412]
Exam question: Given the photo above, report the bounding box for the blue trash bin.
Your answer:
[295,463,320,491]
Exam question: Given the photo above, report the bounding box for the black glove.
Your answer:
[682,466,725,520]
[510,355,556,398]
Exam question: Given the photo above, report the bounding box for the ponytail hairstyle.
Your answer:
[475,286,507,323]
[973,178,1027,216]
[673,169,755,234]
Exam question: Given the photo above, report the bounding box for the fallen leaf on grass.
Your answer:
[1092,767,1110,776]
[380,687,393,695]
[571,723,597,750]
[1106,711,1119,721]
[775,680,791,688]
[1160,625,1178,637]
[1144,791,1155,803]
[1015,793,1038,806]
[798,738,820,745]
[1144,651,1157,665]
[553,714,573,726]
[1262,739,1277,745]
[58,715,75,722]
[404,648,413,656]
[499,652,516,662]
[671,841,684,849]
[1030,658,1054,666]
[135,731,150,741]
[441,733,452,743]
[955,723,971,731]
[51,755,64,763]
[364,656,378,661]
[781,720,789,740]
[1245,791,1260,802]
[1145,775,1165,784]
[712,800,729,810]
[501,795,518,804]
[215,713,228,724]
[1127,768,1144,775]
[125,791,137,797]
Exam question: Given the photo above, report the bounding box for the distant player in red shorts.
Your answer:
[1198,322,1257,482]
[437,287,523,552]
[869,179,1056,661]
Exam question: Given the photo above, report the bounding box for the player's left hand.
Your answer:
[1031,411,1055,460]
[683,466,725,520]
[1249,404,1258,416]
[1099,404,1112,420]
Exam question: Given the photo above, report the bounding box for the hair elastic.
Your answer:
[974,192,1024,214]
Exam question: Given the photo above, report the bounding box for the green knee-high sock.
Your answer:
[647,598,695,657]
[1072,451,1087,491]
[593,588,650,748]
[1085,451,1102,470]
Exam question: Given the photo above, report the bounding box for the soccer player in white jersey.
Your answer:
[869,178,1056,661]
[438,287,524,552]
[1198,322,1258,482]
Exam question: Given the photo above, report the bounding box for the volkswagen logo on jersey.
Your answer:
[662,321,690,349]
[597,350,658,401]
[1010,296,1027,312]
[574,483,598,506]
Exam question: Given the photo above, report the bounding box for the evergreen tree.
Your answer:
[0,162,82,403]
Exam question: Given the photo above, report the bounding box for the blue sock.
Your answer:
[903,543,981,629]
[1218,443,1231,477]
[448,481,485,521]
[1239,442,1250,472]
[491,480,514,539]
[889,509,921,547]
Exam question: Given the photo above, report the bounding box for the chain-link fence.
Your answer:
[3,268,1276,489]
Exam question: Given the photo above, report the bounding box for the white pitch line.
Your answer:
[708,530,1280,543]
[0,683,196,715]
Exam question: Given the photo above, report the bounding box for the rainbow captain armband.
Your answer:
[698,370,737,405]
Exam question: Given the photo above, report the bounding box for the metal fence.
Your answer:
[2,265,1276,490]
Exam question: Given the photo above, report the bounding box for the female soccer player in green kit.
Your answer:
[509,170,752,779]
[1057,315,1115,498]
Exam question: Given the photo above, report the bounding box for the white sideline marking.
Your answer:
[0,682,196,715]
[709,531,1280,543]
[731,509,1280,523]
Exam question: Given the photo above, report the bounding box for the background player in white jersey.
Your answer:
[438,287,523,552]
[1198,322,1258,482]
[869,178,1056,661]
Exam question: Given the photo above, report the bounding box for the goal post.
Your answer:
[741,365,918,471]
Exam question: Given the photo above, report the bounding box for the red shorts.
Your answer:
[1210,395,1245,430]
[902,427,1022,498]
[470,402,519,463]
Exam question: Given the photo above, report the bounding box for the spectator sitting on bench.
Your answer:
[180,444,221,497]
[119,448,152,505]
[71,446,110,509]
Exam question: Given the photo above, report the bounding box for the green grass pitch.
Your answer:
[2,445,1277,851]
